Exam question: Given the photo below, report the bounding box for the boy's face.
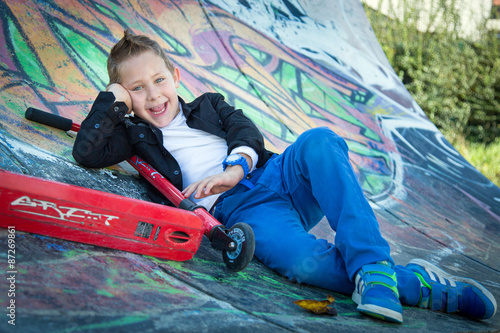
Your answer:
[119,51,180,128]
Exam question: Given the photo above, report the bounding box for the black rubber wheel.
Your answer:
[222,222,255,271]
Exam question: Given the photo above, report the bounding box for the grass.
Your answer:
[442,131,500,187]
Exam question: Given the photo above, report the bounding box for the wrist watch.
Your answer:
[223,154,249,178]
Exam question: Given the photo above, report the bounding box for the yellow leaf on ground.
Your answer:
[293,295,337,316]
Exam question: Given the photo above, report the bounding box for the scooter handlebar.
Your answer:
[25,107,76,132]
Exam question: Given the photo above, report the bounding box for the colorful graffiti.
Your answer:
[5,229,481,332]
[0,0,499,276]
[0,0,499,331]
[0,0,401,198]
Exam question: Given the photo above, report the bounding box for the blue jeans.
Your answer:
[213,127,420,304]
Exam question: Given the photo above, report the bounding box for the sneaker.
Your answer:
[352,261,403,323]
[406,259,497,320]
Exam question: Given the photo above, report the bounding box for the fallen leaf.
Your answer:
[293,295,337,316]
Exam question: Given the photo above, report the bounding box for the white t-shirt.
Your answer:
[160,106,258,210]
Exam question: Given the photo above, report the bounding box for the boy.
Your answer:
[73,30,497,323]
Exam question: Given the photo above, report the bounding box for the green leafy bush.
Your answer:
[444,130,500,186]
[364,0,500,186]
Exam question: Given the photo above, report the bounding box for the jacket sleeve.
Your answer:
[72,91,135,168]
[211,94,269,167]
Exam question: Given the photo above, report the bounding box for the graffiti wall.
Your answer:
[0,0,500,288]
[1,0,499,331]
[1,0,498,267]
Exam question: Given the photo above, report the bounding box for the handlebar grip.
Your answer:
[25,107,73,132]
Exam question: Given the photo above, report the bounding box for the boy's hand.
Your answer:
[106,83,132,112]
[182,166,245,200]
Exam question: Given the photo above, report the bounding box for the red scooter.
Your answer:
[0,107,255,271]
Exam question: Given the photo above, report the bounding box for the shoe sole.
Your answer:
[352,291,403,323]
[408,259,498,319]
[357,303,403,323]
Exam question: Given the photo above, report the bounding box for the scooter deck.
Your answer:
[0,170,204,261]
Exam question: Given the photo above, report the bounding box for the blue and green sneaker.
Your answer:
[352,261,403,323]
[406,259,497,320]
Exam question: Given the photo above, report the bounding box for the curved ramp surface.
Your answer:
[0,0,499,332]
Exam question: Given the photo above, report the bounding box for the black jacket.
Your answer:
[73,91,273,200]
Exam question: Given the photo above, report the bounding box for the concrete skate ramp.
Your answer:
[0,0,499,331]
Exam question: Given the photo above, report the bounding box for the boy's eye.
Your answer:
[155,77,164,84]
[132,86,143,92]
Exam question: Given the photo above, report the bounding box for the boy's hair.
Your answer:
[107,30,175,85]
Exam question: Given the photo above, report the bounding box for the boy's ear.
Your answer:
[174,67,180,88]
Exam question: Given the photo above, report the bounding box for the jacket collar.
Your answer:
[178,96,192,118]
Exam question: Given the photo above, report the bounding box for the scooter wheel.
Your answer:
[222,222,255,271]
